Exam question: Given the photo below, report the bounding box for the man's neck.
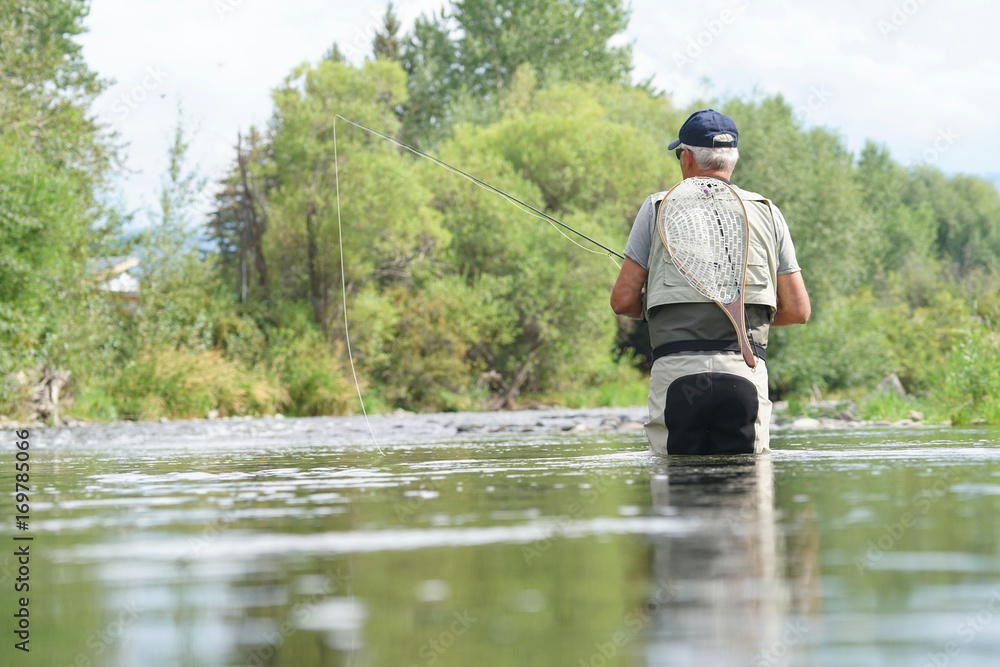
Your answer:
[688,169,732,182]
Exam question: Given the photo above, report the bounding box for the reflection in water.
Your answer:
[646,456,819,666]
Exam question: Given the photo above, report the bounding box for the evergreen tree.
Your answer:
[207,128,272,304]
[373,3,402,61]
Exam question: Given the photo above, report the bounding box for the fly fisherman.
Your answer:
[610,109,811,455]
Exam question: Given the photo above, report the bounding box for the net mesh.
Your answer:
[658,178,748,306]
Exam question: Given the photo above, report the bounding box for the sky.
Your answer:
[78,0,1000,229]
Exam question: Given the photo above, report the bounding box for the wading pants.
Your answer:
[645,352,771,455]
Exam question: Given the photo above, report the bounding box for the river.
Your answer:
[5,409,1000,666]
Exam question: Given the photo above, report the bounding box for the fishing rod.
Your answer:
[333,114,625,453]
[333,114,625,262]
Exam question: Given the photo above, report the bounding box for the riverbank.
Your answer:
[770,399,954,430]
[1,399,957,439]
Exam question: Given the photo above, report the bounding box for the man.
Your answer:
[611,109,810,455]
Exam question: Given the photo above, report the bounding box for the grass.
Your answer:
[859,390,917,422]
[554,379,649,409]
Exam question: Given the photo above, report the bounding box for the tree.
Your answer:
[372,3,402,61]
[131,106,226,352]
[450,0,632,94]
[0,0,117,406]
[208,129,272,304]
[400,0,633,145]
[904,168,1000,275]
[266,59,448,330]
[398,10,459,146]
[412,83,667,401]
[143,105,207,284]
[722,96,874,303]
[855,141,936,274]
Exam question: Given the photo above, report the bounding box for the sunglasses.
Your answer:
[675,148,685,161]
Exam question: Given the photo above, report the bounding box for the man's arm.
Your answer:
[772,271,810,326]
[610,257,648,319]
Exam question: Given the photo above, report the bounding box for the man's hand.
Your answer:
[611,257,648,319]
[773,271,811,326]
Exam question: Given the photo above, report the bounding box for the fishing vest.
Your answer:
[646,182,779,317]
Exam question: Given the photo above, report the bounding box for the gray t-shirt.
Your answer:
[623,186,801,350]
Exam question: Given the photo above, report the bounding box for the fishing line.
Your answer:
[333,115,624,443]
[333,115,624,263]
[334,117,383,455]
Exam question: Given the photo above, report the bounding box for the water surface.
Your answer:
[4,411,1000,666]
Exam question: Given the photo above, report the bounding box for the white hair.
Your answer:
[679,133,739,173]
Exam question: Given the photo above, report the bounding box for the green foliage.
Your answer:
[408,84,674,402]
[854,320,1000,427]
[450,0,632,92]
[859,391,914,422]
[350,276,512,411]
[206,137,259,298]
[724,96,875,302]
[771,257,979,400]
[265,328,355,416]
[878,259,972,392]
[10,0,1000,422]
[400,0,632,145]
[785,395,807,417]
[931,327,1000,426]
[372,3,403,61]
[267,58,448,331]
[105,346,287,421]
[856,142,938,273]
[769,291,896,395]
[904,168,1000,275]
[542,355,648,408]
[0,0,118,409]
[481,83,675,218]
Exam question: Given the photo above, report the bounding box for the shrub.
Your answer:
[930,326,1000,425]
[770,291,896,396]
[266,328,356,416]
[109,346,286,421]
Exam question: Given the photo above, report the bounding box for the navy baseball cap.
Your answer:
[667,109,739,150]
